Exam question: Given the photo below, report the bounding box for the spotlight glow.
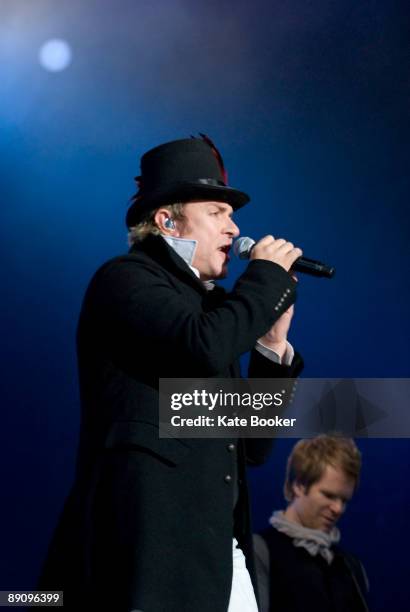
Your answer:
[39,39,72,72]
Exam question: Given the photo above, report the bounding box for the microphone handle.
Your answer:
[234,238,335,278]
[292,256,335,278]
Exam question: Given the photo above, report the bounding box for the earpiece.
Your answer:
[164,218,175,230]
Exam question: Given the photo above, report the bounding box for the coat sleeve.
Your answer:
[90,258,298,377]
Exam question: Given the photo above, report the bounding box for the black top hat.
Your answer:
[126,134,250,227]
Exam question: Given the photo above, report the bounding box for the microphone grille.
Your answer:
[233,237,255,259]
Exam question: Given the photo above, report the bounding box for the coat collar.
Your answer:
[130,234,209,295]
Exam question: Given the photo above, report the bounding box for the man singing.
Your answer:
[40,135,303,611]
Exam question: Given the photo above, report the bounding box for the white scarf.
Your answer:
[269,510,340,564]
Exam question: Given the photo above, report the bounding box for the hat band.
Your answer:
[197,178,227,187]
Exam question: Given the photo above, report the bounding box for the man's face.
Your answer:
[175,201,240,280]
[291,465,355,532]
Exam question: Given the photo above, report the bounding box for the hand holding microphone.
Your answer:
[234,236,335,278]
[249,235,303,273]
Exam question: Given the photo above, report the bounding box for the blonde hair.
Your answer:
[284,435,361,502]
[127,202,186,246]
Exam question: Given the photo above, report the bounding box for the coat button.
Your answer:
[224,474,232,483]
[227,443,235,452]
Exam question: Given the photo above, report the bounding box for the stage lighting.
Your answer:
[39,39,72,72]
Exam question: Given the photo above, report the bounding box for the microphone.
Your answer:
[233,237,335,278]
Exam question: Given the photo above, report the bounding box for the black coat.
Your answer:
[254,527,369,612]
[39,235,302,612]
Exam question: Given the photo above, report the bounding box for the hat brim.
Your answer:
[126,182,250,227]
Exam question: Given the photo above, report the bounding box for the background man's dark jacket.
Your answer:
[255,527,369,612]
[39,234,302,612]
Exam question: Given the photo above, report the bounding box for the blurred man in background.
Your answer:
[254,435,369,612]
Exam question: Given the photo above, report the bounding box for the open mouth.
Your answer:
[218,245,231,261]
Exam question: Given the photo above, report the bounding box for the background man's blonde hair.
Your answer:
[284,435,362,502]
[127,202,185,246]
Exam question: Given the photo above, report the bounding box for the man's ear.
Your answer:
[292,481,306,499]
[154,208,179,236]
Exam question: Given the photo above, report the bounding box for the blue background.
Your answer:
[1,1,409,609]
